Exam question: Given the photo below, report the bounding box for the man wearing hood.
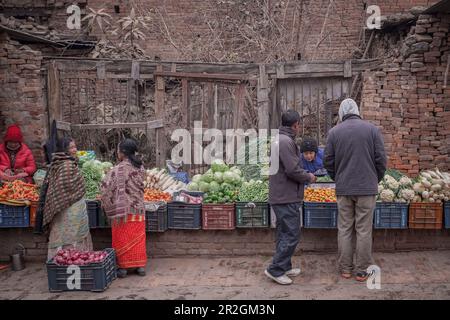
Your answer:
[324,98,387,282]
[265,109,316,285]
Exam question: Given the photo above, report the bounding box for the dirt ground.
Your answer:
[1,250,450,300]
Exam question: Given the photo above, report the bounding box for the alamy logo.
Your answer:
[66,4,81,30]
[66,265,81,290]
[366,265,381,290]
[366,5,381,30]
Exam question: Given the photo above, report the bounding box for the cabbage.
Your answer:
[187,182,199,191]
[209,181,220,192]
[211,159,229,173]
[223,171,236,184]
[199,181,210,192]
[220,182,233,191]
[201,172,214,183]
[214,172,223,183]
[192,174,202,183]
[101,162,113,171]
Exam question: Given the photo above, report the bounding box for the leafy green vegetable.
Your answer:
[237,180,268,202]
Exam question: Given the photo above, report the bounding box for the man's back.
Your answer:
[324,115,386,196]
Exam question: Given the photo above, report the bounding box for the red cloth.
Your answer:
[0,143,37,183]
[4,125,23,143]
[111,214,147,269]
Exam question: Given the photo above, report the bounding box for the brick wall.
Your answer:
[361,12,450,175]
[0,32,47,166]
[1,228,450,262]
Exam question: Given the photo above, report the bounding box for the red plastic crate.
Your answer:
[409,202,443,229]
[202,203,235,230]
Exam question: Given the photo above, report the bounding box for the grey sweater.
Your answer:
[269,126,312,205]
[324,114,387,196]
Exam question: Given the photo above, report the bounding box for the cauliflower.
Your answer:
[378,184,384,193]
[399,189,415,202]
[379,189,395,202]
[386,179,400,191]
[399,176,412,187]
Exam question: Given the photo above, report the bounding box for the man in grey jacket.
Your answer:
[324,98,387,282]
[265,110,316,285]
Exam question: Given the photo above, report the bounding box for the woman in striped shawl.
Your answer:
[101,139,146,278]
[44,137,93,260]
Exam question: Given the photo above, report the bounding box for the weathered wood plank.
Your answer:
[155,65,166,167]
[344,60,352,78]
[257,64,270,130]
[47,61,61,126]
[131,60,140,80]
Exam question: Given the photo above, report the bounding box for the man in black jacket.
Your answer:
[265,110,316,285]
[324,98,387,282]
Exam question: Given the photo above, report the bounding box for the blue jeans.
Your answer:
[267,202,302,277]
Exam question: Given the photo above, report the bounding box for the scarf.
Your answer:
[100,160,145,225]
[42,152,86,232]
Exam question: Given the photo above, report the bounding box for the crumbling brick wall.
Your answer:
[0,32,47,166]
[361,12,450,175]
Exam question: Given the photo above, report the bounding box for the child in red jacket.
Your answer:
[0,124,37,183]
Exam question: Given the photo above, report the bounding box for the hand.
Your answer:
[4,169,14,176]
[15,172,28,179]
[308,173,317,183]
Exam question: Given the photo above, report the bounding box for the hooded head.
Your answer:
[4,124,23,143]
[338,98,360,121]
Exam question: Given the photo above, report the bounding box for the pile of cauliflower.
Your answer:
[378,169,450,203]
[378,173,414,203]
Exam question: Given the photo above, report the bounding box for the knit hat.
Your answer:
[338,98,360,121]
[4,124,23,143]
[300,137,318,153]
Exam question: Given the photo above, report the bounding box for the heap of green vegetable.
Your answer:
[237,180,268,202]
[187,159,244,193]
[81,160,113,199]
[316,175,333,183]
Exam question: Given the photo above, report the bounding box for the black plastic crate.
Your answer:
[46,248,117,292]
[374,202,408,229]
[303,202,338,229]
[145,202,168,232]
[167,202,202,230]
[0,204,30,228]
[97,206,110,228]
[86,200,99,228]
[445,202,450,229]
[235,202,269,228]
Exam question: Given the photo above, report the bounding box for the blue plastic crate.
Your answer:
[46,248,117,292]
[0,204,30,228]
[374,202,408,229]
[145,203,168,232]
[168,203,202,230]
[445,202,450,229]
[303,202,338,229]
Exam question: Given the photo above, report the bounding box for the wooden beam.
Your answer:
[131,60,140,80]
[182,78,190,129]
[47,61,61,127]
[276,63,285,79]
[257,64,270,130]
[153,71,247,81]
[344,60,352,78]
[155,65,166,167]
[96,62,106,79]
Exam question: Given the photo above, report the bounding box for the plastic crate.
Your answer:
[303,202,338,229]
[86,200,99,228]
[235,202,269,228]
[97,206,110,228]
[445,202,450,229]
[145,202,168,232]
[46,248,117,292]
[374,202,408,229]
[0,204,30,228]
[409,202,443,229]
[168,202,202,230]
[202,203,235,230]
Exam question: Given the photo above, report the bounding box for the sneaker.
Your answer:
[136,267,146,276]
[285,268,301,277]
[264,269,293,285]
[355,271,370,282]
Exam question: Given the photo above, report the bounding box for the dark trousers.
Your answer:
[267,202,302,277]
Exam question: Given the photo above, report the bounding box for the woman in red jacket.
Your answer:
[0,124,37,183]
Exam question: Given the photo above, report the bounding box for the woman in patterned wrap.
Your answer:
[101,138,147,278]
[43,137,93,260]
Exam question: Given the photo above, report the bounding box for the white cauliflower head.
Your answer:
[399,176,412,187]
[380,189,395,202]
[400,189,415,202]
[386,179,400,191]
